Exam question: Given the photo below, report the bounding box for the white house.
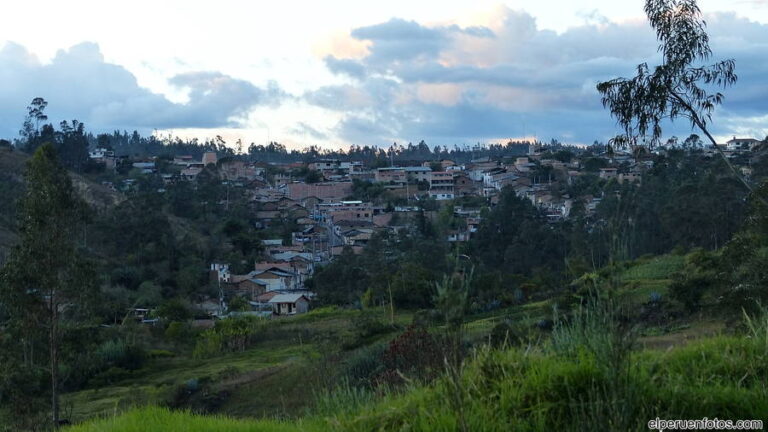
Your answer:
[726,137,760,151]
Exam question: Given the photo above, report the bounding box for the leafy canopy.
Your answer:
[597,0,736,147]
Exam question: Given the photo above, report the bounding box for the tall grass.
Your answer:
[743,303,768,355]
[309,378,380,418]
[550,295,643,431]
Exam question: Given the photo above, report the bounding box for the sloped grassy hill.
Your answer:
[67,329,768,431]
[64,253,768,432]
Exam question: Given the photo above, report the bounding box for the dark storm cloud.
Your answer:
[0,42,286,139]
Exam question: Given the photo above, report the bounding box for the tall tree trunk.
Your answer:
[50,293,59,428]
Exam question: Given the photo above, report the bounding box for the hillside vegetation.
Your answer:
[66,303,768,431]
[55,252,767,431]
[0,147,122,256]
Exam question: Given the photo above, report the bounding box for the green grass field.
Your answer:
[67,328,768,431]
[64,252,764,431]
[63,343,317,422]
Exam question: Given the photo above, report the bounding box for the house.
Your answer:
[467,161,501,181]
[210,263,231,283]
[126,308,158,324]
[247,268,297,291]
[309,159,340,172]
[375,167,407,184]
[287,181,353,201]
[174,155,195,166]
[317,201,373,223]
[226,277,269,300]
[202,152,218,166]
[599,168,618,180]
[268,293,310,315]
[220,160,260,181]
[341,228,374,246]
[422,159,456,171]
[619,172,642,183]
[447,228,472,242]
[513,157,535,173]
[429,172,454,200]
[132,161,156,174]
[404,166,432,182]
[89,148,116,168]
[340,161,364,174]
[181,166,203,180]
[486,172,519,191]
[453,172,477,197]
[726,137,761,151]
[89,147,114,160]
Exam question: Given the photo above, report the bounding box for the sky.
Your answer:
[1,0,767,149]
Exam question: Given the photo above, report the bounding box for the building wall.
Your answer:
[287,182,353,201]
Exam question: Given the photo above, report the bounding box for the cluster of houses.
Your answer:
[208,244,314,318]
[105,136,764,320]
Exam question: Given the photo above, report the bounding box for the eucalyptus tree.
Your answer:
[0,144,95,428]
[597,0,749,191]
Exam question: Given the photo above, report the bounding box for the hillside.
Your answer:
[55,253,768,431]
[65,307,768,431]
[0,147,123,255]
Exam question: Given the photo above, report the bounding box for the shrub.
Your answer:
[376,325,445,387]
[342,343,387,387]
[193,315,266,358]
[95,339,146,370]
[165,321,191,343]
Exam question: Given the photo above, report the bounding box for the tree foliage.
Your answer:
[597,0,736,148]
[0,144,96,427]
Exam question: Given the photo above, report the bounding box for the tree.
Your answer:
[597,0,748,191]
[20,97,49,152]
[0,144,92,428]
[57,120,90,172]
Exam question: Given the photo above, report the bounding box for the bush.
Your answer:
[155,299,193,322]
[489,320,523,348]
[193,315,266,358]
[342,343,387,387]
[95,339,146,371]
[376,325,445,387]
[164,321,191,343]
[147,349,175,359]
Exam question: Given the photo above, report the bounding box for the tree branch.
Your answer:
[667,89,760,202]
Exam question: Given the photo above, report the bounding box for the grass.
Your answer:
[65,302,768,431]
[65,406,320,432]
[63,308,413,423]
[69,330,768,431]
[614,254,685,304]
[64,255,763,431]
[63,343,316,422]
[620,254,685,282]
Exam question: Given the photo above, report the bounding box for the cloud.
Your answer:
[0,42,286,138]
[314,7,768,145]
[288,121,329,140]
[323,56,366,79]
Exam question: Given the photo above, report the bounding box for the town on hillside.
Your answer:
[92,134,765,321]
